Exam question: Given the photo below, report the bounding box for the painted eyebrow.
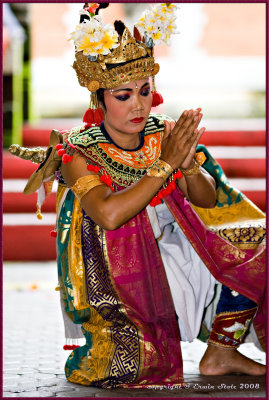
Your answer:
[113,82,150,93]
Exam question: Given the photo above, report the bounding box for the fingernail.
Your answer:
[194,116,198,121]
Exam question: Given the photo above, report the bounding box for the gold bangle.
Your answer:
[146,159,173,179]
[181,160,201,176]
[71,175,105,201]
[156,159,174,175]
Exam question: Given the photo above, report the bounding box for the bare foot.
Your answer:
[199,344,266,376]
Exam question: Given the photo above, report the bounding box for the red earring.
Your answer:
[151,75,163,107]
[83,92,104,127]
[152,91,163,107]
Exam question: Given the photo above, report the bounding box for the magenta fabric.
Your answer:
[105,209,184,385]
[164,187,265,303]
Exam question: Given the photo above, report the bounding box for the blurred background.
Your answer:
[3,2,266,262]
[3,3,266,130]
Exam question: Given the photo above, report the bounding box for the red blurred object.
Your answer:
[3,192,56,213]
[3,225,56,261]
[201,130,265,147]
[3,26,10,60]
[215,158,265,178]
[22,125,266,147]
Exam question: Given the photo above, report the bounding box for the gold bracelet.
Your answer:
[71,175,105,201]
[146,159,173,179]
[195,152,206,166]
[181,160,201,176]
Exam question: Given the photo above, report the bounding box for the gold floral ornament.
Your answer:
[136,3,179,47]
[222,225,265,244]
[209,219,266,250]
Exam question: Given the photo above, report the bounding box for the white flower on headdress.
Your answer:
[136,3,179,46]
[69,12,119,57]
[161,3,178,14]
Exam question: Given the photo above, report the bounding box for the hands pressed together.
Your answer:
[62,107,216,231]
[160,108,217,209]
[161,108,205,170]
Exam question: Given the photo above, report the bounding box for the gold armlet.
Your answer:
[146,159,173,179]
[181,160,201,176]
[71,175,105,201]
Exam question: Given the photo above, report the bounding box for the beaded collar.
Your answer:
[67,113,174,188]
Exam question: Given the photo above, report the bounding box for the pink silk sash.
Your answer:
[105,209,184,385]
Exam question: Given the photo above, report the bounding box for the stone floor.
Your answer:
[3,262,266,398]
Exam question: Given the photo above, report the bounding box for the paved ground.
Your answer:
[3,262,266,398]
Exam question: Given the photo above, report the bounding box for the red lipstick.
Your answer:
[130,117,144,123]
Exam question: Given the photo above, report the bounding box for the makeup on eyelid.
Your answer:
[114,87,150,101]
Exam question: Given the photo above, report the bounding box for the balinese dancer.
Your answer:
[10,3,265,388]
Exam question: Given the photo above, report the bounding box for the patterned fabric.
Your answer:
[208,308,257,348]
[216,285,257,314]
[56,114,266,387]
[57,187,90,321]
[192,145,265,250]
[66,213,141,387]
[65,209,183,388]
[164,188,265,350]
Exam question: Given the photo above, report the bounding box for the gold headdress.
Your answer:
[69,3,179,124]
[73,26,158,92]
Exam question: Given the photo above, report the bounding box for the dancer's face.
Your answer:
[103,78,152,136]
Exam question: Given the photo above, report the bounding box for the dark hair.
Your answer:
[97,88,106,110]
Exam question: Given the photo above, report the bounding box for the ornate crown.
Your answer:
[70,3,178,92]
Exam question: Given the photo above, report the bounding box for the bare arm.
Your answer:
[62,153,169,230]
[177,169,216,208]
